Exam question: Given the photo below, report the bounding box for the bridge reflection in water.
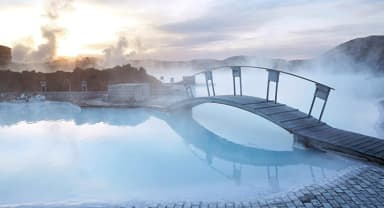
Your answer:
[0,102,353,194]
[151,109,352,192]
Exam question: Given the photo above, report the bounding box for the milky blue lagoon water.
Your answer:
[0,101,364,205]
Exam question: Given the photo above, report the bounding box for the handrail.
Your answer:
[182,65,334,121]
[191,65,334,90]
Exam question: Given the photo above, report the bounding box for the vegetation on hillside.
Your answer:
[0,64,160,92]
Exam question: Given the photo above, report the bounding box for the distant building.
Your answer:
[40,81,47,92]
[0,45,11,65]
[81,81,88,91]
[151,83,186,97]
[107,83,150,103]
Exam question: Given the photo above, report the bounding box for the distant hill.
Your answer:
[289,35,384,73]
[321,35,384,72]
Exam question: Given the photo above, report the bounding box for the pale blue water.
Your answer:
[0,101,361,205]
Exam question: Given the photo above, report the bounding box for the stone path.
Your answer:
[145,165,384,208]
[3,165,384,208]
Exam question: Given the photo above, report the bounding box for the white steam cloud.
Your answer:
[102,36,137,68]
[12,0,74,63]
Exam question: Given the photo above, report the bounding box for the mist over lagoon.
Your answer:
[1,0,384,207]
[0,66,383,204]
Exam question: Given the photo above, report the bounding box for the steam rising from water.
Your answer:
[12,0,74,63]
[103,36,136,68]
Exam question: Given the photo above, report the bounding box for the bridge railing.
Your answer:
[182,66,334,121]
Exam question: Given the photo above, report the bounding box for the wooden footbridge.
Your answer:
[162,66,384,164]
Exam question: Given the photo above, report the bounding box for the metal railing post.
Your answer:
[231,66,242,96]
[211,78,216,96]
[182,76,195,98]
[239,71,243,96]
[266,70,280,103]
[319,91,330,121]
[233,75,236,96]
[205,76,210,96]
[204,71,215,96]
[308,83,331,121]
[308,91,317,117]
[274,81,279,103]
[184,85,194,97]
[266,80,270,101]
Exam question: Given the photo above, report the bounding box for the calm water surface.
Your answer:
[0,101,363,205]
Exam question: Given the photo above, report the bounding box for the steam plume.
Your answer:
[103,36,136,67]
[12,0,74,63]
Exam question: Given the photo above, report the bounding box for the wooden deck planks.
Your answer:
[355,139,384,153]
[370,143,384,154]
[215,95,266,105]
[280,117,324,131]
[244,102,284,110]
[345,137,380,152]
[377,150,384,158]
[333,137,375,153]
[331,134,371,147]
[296,125,335,137]
[269,111,309,123]
[258,105,298,116]
[291,123,326,131]
[306,129,366,145]
[281,117,321,127]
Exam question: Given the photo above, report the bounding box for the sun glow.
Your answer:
[55,3,143,57]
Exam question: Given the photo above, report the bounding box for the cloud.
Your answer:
[151,0,384,60]
[44,0,74,20]
[158,1,278,34]
[294,23,384,37]
[0,0,35,6]
[165,34,236,48]
[5,0,384,61]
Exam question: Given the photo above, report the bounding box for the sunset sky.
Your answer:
[1,0,384,61]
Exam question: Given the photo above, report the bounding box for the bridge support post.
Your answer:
[308,84,331,121]
[266,70,280,103]
[231,66,242,96]
[183,76,195,97]
[267,166,280,192]
[184,85,194,97]
[204,71,215,96]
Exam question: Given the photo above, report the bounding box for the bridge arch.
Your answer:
[167,95,325,134]
[180,65,334,121]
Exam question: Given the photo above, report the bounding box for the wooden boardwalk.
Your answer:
[167,95,384,164]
